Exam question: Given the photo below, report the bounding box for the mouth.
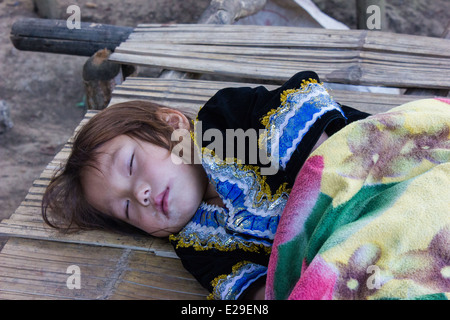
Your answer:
[162,187,170,216]
[155,187,170,217]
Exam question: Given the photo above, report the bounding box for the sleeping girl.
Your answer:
[41,71,372,299]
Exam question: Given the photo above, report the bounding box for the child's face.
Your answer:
[81,134,208,237]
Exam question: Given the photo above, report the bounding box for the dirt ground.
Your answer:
[0,0,449,222]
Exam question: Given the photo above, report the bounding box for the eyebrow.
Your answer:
[110,147,122,171]
[108,146,130,183]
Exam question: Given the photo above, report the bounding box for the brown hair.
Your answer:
[41,100,190,235]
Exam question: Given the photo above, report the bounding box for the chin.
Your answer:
[169,203,199,228]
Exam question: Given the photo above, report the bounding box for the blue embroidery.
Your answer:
[209,262,267,300]
[260,82,346,169]
[174,202,272,251]
[202,153,288,241]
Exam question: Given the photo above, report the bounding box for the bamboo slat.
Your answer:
[0,218,175,258]
[130,24,449,56]
[109,24,450,89]
[109,77,423,115]
[0,238,207,300]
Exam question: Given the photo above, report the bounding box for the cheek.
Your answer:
[172,167,206,213]
[139,149,174,177]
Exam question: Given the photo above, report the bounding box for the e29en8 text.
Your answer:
[225,304,269,315]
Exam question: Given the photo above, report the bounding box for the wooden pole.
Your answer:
[10,1,267,108]
[83,49,129,109]
[356,0,387,31]
[10,18,133,57]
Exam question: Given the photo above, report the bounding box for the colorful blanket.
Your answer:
[266,98,450,300]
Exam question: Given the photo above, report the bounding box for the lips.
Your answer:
[162,187,170,216]
[154,187,170,216]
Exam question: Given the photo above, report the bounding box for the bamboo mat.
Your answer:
[0,237,207,299]
[0,77,430,299]
[109,24,450,90]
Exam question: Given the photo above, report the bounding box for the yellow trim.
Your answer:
[260,107,280,127]
[202,147,290,206]
[260,78,324,129]
[207,261,253,300]
[169,232,272,254]
[280,89,298,107]
[207,273,228,300]
[300,78,320,90]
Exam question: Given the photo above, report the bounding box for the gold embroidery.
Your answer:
[260,78,324,130]
[207,261,253,300]
[280,89,298,106]
[300,78,320,90]
[177,96,291,254]
[207,273,228,300]
[260,107,280,127]
[169,232,272,254]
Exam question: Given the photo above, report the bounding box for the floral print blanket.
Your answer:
[266,98,450,300]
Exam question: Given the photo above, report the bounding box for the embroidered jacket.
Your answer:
[169,71,370,299]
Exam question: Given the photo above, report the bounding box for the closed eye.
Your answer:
[125,200,130,220]
[129,152,135,175]
[125,152,134,219]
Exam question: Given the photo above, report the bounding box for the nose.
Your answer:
[134,183,151,206]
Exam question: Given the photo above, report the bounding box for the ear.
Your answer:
[158,108,191,130]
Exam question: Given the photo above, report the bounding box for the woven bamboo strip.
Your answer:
[110,24,450,89]
[0,238,206,299]
[129,24,449,57]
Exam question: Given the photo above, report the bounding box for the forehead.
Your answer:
[97,134,130,158]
